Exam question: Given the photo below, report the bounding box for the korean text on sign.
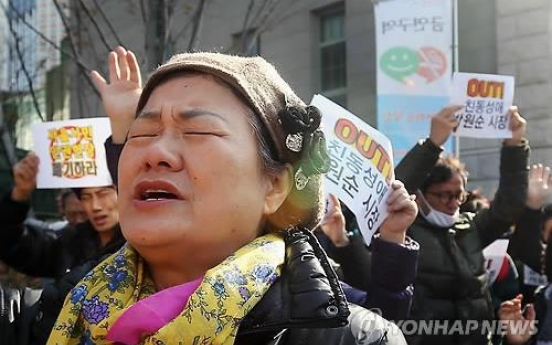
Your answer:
[451,72,515,139]
[48,126,98,179]
[313,94,394,245]
[32,117,112,189]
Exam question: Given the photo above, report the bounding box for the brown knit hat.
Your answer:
[136,52,329,230]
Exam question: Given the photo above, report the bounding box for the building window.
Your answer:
[232,29,260,57]
[319,9,346,107]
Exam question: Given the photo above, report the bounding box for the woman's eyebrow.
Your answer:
[180,109,228,123]
[136,109,228,123]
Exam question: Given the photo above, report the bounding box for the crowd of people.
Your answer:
[0,47,550,345]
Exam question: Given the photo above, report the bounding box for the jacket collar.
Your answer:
[238,228,350,336]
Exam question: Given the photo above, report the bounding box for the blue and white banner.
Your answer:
[374,0,454,162]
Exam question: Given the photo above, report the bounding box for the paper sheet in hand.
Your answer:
[311,94,393,245]
[32,118,112,189]
[451,72,514,139]
[482,239,509,285]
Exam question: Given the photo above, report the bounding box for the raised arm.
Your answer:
[509,164,551,274]
[91,46,142,144]
[395,105,461,193]
[92,47,143,185]
[475,107,530,247]
[0,153,63,278]
[320,182,419,320]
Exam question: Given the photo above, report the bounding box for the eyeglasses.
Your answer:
[425,191,467,204]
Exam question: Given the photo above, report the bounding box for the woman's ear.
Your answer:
[263,164,293,215]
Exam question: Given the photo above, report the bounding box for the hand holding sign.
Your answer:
[32,118,112,189]
[503,106,526,147]
[91,46,142,144]
[379,180,418,244]
[11,152,39,202]
[318,193,350,247]
[429,105,462,146]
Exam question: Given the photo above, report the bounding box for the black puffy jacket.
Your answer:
[234,229,406,345]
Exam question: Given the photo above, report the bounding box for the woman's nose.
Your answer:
[142,132,184,172]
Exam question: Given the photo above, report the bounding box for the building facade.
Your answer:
[70,0,550,195]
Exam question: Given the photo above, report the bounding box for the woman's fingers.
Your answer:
[127,50,142,86]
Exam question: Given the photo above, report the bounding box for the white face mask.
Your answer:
[418,192,459,228]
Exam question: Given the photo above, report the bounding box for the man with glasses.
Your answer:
[395,105,529,345]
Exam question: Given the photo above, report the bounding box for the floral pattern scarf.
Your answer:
[47,234,285,345]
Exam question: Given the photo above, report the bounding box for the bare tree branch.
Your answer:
[91,0,124,47]
[77,0,112,51]
[0,107,18,166]
[52,0,100,99]
[162,0,180,59]
[1,1,95,76]
[252,0,272,26]
[263,0,305,32]
[239,0,255,52]
[187,0,207,52]
[243,0,295,55]
[156,0,166,62]
[172,7,196,42]
[139,0,148,25]
[7,19,44,122]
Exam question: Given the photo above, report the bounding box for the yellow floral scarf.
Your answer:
[47,234,285,345]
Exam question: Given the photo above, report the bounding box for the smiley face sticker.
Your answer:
[380,46,447,84]
[380,47,420,83]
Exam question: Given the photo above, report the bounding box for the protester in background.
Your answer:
[48,49,418,344]
[460,189,521,319]
[510,165,552,301]
[395,105,529,345]
[50,189,87,229]
[0,153,123,276]
[0,153,125,345]
[459,189,490,213]
[317,193,419,321]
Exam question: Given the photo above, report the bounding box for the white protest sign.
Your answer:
[451,72,514,138]
[523,264,549,287]
[311,94,393,246]
[483,239,509,284]
[32,118,112,189]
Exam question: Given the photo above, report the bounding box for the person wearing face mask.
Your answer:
[395,105,530,345]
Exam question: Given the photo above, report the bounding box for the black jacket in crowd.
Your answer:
[509,207,552,298]
[395,138,529,345]
[0,193,125,345]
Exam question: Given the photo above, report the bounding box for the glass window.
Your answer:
[319,10,346,107]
